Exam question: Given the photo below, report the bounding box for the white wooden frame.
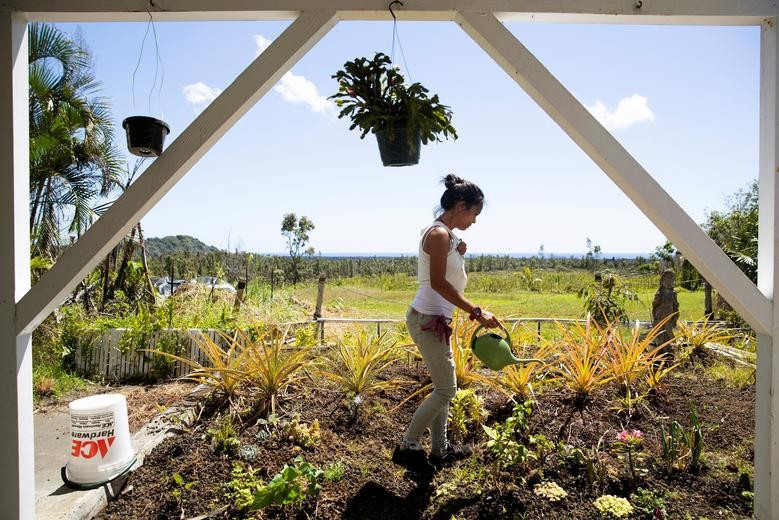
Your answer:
[2,2,778,518]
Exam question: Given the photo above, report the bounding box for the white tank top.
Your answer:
[410,221,467,317]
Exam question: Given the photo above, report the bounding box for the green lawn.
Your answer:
[291,279,707,322]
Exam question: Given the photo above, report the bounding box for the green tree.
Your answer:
[28,23,123,259]
[705,179,758,284]
[281,213,315,284]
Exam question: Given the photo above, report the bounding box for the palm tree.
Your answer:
[28,23,123,258]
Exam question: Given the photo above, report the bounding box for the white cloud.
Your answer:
[274,71,334,114]
[586,94,654,131]
[253,34,334,114]
[254,34,272,56]
[182,81,222,106]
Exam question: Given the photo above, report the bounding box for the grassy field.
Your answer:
[290,271,707,322]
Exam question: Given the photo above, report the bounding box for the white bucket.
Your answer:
[64,393,135,486]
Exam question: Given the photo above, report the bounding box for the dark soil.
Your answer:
[96,359,754,520]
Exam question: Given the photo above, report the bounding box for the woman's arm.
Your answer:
[425,228,500,328]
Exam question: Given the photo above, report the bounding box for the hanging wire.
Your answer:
[130,15,152,110]
[129,9,165,116]
[388,0,412,83]
[148,12,165,118]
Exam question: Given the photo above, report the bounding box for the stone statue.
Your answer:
[652,269,679,354]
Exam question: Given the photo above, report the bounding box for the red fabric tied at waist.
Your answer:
[421,315,453,346]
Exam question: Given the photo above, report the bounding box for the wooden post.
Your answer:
[233,280,246,312]
[314,275,326,342]
[537,320,542,340]
[756,18,779,519]
[0,13,33,518]
[704,280,713,317]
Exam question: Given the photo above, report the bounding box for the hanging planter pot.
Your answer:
[374,124,421,167]
[122,116,170,157]
[330,53,458,169]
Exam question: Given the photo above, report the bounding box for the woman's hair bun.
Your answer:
[443,173,464,189]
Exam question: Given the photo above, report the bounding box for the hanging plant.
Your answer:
[329,52,457,167]
[123,12,170,158]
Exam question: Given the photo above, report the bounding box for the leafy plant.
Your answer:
[239,444,260,462]
[611,386,648,420]
[593,494,633,518]
[630,487,667,520]
[249,456,324,510]
[534,481,568,502]
[324,462,346,482]
[282,415,321,450]
[604,318,672,390]
[529,434,557,467]
[644,359,679,397]
[148,329,248,402]
[319,330,408,420]
[151,329,188,380]
[166,471,198,517]
[577,271,633,325]
[482,402,534,470]
[205,414,240,455]
[549,317,613,404]
[240,325,313,416]
[448,388,488,443]
[330,52,457,150]
[521,266,543,291]
[224,462,264,510]
[676,316,735,363]
[659,403,704,473]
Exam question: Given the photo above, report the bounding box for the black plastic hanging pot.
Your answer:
[122,116,170,157]
[374,124,421,167]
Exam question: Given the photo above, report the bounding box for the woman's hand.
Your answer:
[476,310,501,328]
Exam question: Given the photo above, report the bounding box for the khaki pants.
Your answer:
[402,307,457,453]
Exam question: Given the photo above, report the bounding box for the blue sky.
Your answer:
[57,19,759,256]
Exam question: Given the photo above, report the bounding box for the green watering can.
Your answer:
[470,325,544,371]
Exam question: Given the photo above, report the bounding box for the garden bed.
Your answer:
[96,357,753,520]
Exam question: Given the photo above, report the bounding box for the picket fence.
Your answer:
[74,328,224,381]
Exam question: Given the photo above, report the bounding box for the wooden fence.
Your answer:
[74,328,222,381]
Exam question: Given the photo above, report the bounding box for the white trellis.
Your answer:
[1,2,778,518]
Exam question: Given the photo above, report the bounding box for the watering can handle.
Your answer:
[470,323,511,350]
[470,324,545,366]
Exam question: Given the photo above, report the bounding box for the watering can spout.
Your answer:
[471,324,542,371]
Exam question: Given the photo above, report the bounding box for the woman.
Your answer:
[392,174,501,472]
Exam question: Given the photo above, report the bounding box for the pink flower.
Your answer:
[616,429,643,442]
[347,88,356,98]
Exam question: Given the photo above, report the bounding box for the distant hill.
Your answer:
[144,235,220,257]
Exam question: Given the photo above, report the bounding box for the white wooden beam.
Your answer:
[14,10,339,336]
[0,11,34,520]
[457,10,773,335]
[0,0,775,24]
[755,16,779,520]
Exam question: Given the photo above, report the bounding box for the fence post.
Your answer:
[314,275,326,342]
[537,320,542,340]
